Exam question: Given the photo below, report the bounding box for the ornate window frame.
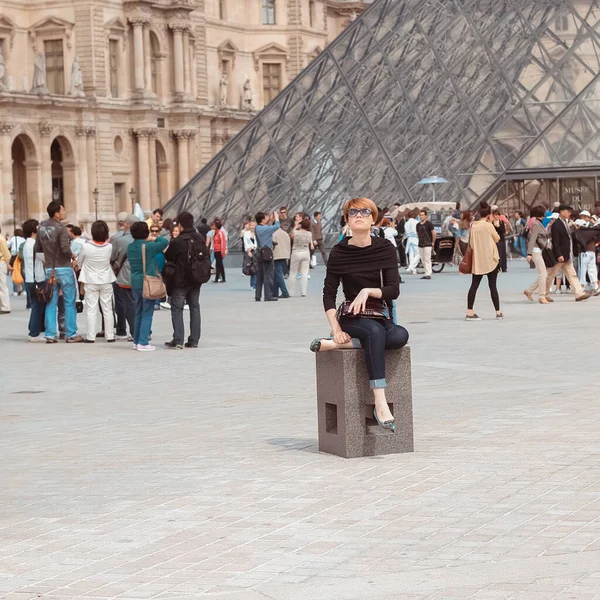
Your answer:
[0,14,16,60]
[28,16,74,53]
[104,18,128,98]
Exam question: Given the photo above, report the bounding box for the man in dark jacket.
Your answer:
[550,204,590,301]
[164,212,207,349]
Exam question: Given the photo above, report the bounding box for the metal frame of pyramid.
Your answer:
[164,0,600,248]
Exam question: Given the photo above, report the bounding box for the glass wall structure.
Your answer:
[165,0,600,247]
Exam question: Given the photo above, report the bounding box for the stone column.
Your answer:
[170,25,185,96]
[143,23,152,93]
[148,129,158,207]
[85,128,97,208]
[187,130,197,177]
[174,130,190,189]
[0,122,13,222]
[130,18,146,92]
[183,29,191,95]
[75,127,89,217]
[135,128,151,210]
[39,121,53,209]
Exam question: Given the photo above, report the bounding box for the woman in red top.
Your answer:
[212,219,227,283]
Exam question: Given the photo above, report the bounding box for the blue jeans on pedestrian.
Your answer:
[25,282,45,337]
[45,267,78,340]
[272,259,289,297]
[250,272,256,289]
[132,288,155,346]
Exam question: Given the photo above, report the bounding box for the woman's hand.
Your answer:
[348,288,371,315]
[333,330,351,344]
[526,255,532,263]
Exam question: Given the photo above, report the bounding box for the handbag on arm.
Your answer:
[459,244,473,274]
[33,246,56,304]
[142,242,167,300]
[336,270,389,320]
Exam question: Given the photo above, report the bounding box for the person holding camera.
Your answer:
[254,211,280,302]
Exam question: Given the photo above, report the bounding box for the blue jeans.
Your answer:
[515,236,527,257]
[132,288,155,346]
[45,268,78,339]
[272,259,289,297]
[250,273,256,289]
[25,282,46,337]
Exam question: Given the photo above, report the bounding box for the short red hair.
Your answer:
[343,198,378,222]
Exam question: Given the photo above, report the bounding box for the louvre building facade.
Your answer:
[166,0,600,247]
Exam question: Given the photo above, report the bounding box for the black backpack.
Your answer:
[186,238,211,285]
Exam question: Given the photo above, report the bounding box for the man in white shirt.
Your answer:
[21,219,46,341]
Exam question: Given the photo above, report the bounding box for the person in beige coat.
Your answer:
[466,206,502,321]
[272,226,291,298]
[524,205,552,304]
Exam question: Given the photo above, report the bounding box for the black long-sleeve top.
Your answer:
[322,237,400,312]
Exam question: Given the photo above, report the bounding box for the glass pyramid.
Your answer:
[165,0,600,247]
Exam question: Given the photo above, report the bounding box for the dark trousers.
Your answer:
[171,285,201,345]
[255,257,275,300]
[25,282,46,337]
[497,240,507,272]
[214,251,226,282]
[397,241,407,267]
[114,284,135,337]
[339,317,409,388]
[314,240,328,265]
[467,269,500,311]
[272,259,289,297]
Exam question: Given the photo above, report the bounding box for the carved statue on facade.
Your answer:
[243,78,253,109]
[219,72,228,107]
[31,53,49,94]
[69,56,85,97]
[0,54,6,92]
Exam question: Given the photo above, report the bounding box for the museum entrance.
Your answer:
[494,172,600,214]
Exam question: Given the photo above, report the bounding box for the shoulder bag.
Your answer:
[33,246,56,304]
[459,245,473,274]
[336,270,389,320]
[256,229,274,262]
[142,242,167,300]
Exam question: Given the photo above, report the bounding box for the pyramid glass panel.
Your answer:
[165,0,600,248]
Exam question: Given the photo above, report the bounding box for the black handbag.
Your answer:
[336,270,389,321]
[542,247,557,268]
[32,247,56,304]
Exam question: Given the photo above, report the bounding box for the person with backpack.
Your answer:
[163,212,210,349]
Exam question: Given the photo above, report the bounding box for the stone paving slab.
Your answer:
[2,263,600,599]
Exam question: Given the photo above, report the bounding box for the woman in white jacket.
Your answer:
[77,220,116,343]
[404,209,420,274]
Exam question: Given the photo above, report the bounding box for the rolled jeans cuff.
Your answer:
[370,378,387,389]
[351,338,362,349]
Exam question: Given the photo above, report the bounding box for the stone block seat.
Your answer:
[315,347,414,458]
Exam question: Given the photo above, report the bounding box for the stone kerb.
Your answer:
[316,347,414,458]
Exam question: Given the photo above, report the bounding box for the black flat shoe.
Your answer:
[184,342,198,348]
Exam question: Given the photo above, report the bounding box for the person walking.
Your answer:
[404,209,419,274]
[0,224,10,314]
[465,206,503,321]
[310,198,409,432]
[21,219,46,339]
[77,221,116,343]
[547,205,591,302]
[288,216,313,297]
[416,209,436,280]
[8,228,25,296]
[458,211,473,256]
[524,206,552,305]
[163,212,207,349]
[272,226,291,298]
[35,201,82,343]
[212,218,227,283]
[127,221,169,351]
[311,211,328,265]
[254,211,280,302]
[110,214,138,341]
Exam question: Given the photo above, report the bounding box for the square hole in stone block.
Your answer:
[325,403,338,434]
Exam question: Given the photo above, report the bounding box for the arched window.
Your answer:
[262,0,276,25]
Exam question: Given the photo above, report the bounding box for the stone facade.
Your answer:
[0,0,365,229]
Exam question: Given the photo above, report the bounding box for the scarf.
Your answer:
[327,236,398,275]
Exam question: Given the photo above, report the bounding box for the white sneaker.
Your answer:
[28,336,45,343]
[132,343,138,349]
[12,292,17,296]
[160,301,171,309]
[549,285,556,294]
[136,344,156,352]
[184,304,189,310]
[116,335,129,341]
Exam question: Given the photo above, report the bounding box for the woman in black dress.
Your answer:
[311,198,409,431]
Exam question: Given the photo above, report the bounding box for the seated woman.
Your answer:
[311,198,409,432]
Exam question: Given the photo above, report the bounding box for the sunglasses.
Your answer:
[150,229,160,233]
[348,208,372,218]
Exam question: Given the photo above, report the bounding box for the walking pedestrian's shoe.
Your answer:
[59,333,66,340]
[164,341,184,349]
[421,275,431,280]
[310,338,333,352]
[45,337,58,344]
[576,292,591,301]
[265,297,278,302]
[83,339,95,344]
[593,288,600,296]
[539,297,551,304]
[184,342,198,348]
[28,336,45,343]
[373,407,396,432]
[66,336,83,343]
[465,314,481,321]
[496,312,504,320]
[546,296,554,302]
[523,290,534,302]
[136,344,156,352]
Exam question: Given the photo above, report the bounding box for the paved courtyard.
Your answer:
[2,261,600,600]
